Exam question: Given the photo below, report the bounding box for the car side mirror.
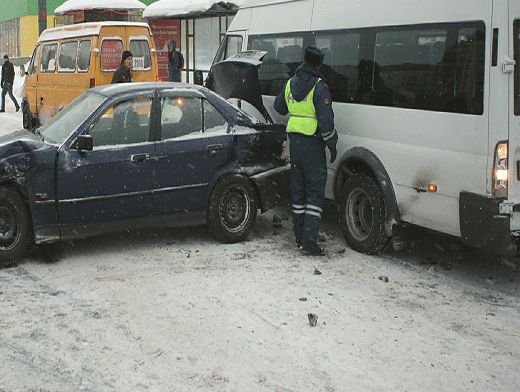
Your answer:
[194,70,204,86]
[19,64,25,77]
[74,135,93,151]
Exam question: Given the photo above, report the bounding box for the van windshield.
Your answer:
[39,92,106,145]
[515,20,520,116]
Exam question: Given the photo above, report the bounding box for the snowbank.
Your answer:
[143,0,244,19]
[55,0,146,14]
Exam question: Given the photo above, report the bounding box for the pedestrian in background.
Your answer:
[1,55,20,113]
[274,46,338,256]
[112,51,133,84]
[167,40,184,82]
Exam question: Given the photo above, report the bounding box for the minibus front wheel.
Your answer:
[338,173,389,254]
[22,102,37,131]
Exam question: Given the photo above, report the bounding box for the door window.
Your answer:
[129,39,152,70]
[28,45,40,75]
[515,20,519,116]
[58,41,78,73]
[89,97,152,147]
[41,43,58,73]
[78,40,92,72]
[203,100,228,133]
[101,39,123,72]
[160,97,203,140]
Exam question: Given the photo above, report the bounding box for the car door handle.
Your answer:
[207,144,224,155]
[130,153,150,162]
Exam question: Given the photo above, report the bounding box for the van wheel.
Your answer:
[208,175,258,243]
[0,187,32,268]
[338,173,389,254]
[22,103,34,130]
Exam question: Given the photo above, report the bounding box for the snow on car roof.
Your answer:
[38,22,151,42]
[55,0,146,15]
[143,0,244,19]
[90,82,207,97]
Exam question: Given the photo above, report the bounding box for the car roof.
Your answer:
[90,82,208,98]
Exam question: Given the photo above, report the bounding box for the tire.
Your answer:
[338,173,389,254]
[22,103,33,130]
[208,175,258,243]
[0,187,32,268]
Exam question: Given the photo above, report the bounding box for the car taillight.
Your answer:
[493,141,508,198]
[89,78,96,88]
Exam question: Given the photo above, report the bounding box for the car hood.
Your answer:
[206,51,273,123]
[0,129,47,160]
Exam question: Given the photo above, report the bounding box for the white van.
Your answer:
[213,0,520,254]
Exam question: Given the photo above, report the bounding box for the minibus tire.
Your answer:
[0,187,32,268]
[22,103,33,130]
[208,175,258,244]
[339,173,389,254]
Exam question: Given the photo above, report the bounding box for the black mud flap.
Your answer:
[459,192,516,255]
[251,164,291,212]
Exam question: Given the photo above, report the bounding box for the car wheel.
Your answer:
[338,173,389,254]
[0,187,32,268]
[208,175,258,243]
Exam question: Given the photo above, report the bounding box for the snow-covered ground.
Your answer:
[0,78,519,391]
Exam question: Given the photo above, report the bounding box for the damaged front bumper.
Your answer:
[250,164,291,212]
[460,192,518,255]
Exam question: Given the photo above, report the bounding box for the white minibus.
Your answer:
[213,0,520,255]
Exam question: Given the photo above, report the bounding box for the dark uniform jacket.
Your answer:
[274,63,338,150]
[111,64,132,84]
[1,61,15,86]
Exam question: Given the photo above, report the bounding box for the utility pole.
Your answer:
[38,0,47,35]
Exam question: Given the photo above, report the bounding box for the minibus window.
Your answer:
[515,21,519,116]
[41,43,58,73]
[372,22,485,115]
[250,35,304,96]
[28,45,40,75]
[78,40,92,73]
[101,39,123,72]
[129,40,152,71]
[58,41,78,73]
[315,32,362,103]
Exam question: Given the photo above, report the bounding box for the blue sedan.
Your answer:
[0,81,289,267]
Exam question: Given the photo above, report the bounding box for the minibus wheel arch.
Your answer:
[335,147,400,232]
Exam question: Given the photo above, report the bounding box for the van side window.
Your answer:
[58,41,78,73]
[28,45,40,75]
[249,35,305,96]
[78,40,92,73]
[372,22,485,114]
[129,40,151,71]
[101,39,124,72]
[41,43,58,73]
[514,20,519,116]
[315,32,362,104]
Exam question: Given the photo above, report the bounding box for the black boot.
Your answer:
[302,241,325,256]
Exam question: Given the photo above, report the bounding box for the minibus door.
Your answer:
[508,2,520,231]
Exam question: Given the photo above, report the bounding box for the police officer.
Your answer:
[274,46,338,256]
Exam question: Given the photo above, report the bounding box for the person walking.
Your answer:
[1,55,20,113]
[111,51,133,84]
[274,47,338,256]
[167,40,184,82]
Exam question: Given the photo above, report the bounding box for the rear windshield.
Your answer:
[129,39,152,71]
[101,39,123,71]
[515,20,519,116]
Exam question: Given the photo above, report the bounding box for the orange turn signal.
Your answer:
[427,184,438,193]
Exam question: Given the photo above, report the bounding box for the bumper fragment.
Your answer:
[251,164,291,212]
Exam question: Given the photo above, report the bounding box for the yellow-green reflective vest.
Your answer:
[285,78,321,136]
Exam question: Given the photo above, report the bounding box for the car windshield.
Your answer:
[39,92,106,144]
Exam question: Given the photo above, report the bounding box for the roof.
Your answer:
[143,0,243,19]
[38,22,151,42]
[90,82,207,97]
[55,0,147,15]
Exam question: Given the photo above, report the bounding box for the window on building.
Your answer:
[160,97,203,140]
[203,100,228,132]
[372,22,485,114]
[129,39,152,71]
[249,35,305,96]
[89,97,152,147]
[41,43,58,73]
[101,39,123,72]
[78,40,92,72]
[58,41,78,73]
[315,31,362,103]
[195,17,221,73]
[515,20,520,116]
